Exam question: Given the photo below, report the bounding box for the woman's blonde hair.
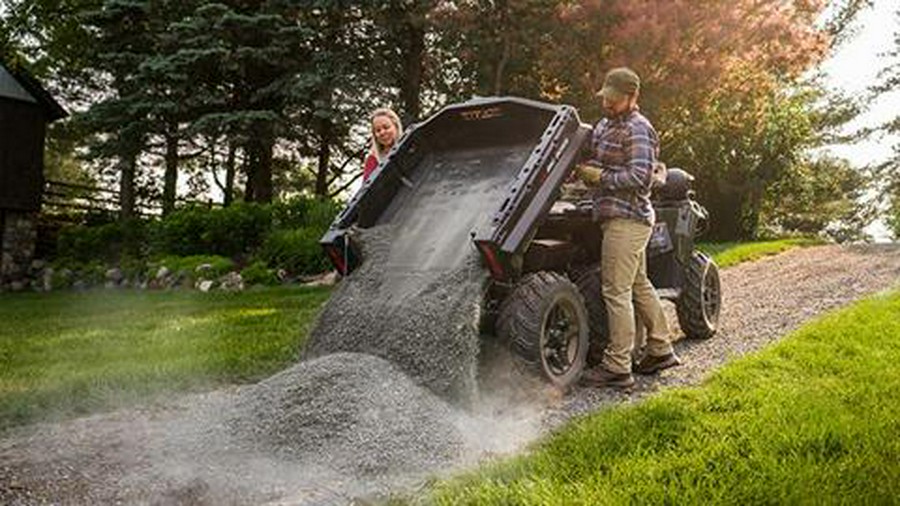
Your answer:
[370,108,403,160]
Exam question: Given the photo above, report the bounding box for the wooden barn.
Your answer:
[0,59,67,287]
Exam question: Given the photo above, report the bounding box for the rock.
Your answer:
[197,280,215,293]
[195,263,213,274]
[156,266,171,280]
[303,270,340,287]
[30,259,46,272]
[73,280,87,291]
[42,267,54,291]
[105,268,123,283]
[219,272,244,292]
[10,280,25,292]
[162,270,186,290]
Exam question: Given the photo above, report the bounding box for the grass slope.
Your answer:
[428,289,900,505]
[699,237,822,268]
[0,286,330,431]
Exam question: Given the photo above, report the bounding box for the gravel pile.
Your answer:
[227,352,466,477]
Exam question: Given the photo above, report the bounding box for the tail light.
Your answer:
[324,244,347,275]
[477,241,506,281]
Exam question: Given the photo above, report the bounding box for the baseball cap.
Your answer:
[598,67,640,100]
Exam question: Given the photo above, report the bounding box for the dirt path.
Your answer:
[2,244,899,505]
[552,244,900,422]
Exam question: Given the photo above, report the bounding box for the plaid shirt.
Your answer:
[587,109,658,226]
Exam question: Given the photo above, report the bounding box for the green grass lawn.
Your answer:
[424,288,900,505]
[0,239,821,434]
[699,237,823,268]
[0,286,331,431]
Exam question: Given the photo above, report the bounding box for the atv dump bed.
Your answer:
[321,97,591,280]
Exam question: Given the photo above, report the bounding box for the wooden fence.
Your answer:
[42,179,218,223]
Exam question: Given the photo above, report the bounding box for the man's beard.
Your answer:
[602,106,620,118]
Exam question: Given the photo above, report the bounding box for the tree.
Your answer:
[5,0,876,221]
[760,156,874,241]
[873,5,900,238]
[80,0,162,219]
[432,0,562,99]
[530,0,865,240]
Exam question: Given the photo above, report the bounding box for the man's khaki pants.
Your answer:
[600,218,673,374]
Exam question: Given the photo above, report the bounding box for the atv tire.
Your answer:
[571,264,609,367]
[497,271,589,389]
[676,252,721,340]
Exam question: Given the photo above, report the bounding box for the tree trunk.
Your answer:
[244,123,274,203]
[162,121,179,216]
[244,139,256,203]
[118,146,138,220]
[224,141,236,207]
[254,123,274,203]
[398,14,425,122]
[315,118,332,197]
[493,0,511,95]
[705,192,750,241]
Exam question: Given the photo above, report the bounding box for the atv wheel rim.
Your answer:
[702,266,721,326]
[542,299,580,377]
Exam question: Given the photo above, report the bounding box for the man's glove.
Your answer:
[651,161,668,189]
[575,163,603,186]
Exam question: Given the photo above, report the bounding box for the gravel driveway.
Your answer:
[1,244,898,505]
[547,243,900,424]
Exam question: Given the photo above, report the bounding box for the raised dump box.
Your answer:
[321,97,588,276]
[321,96,721,390]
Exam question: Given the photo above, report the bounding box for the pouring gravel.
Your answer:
[304,146,529,403]
[303,225,486,403]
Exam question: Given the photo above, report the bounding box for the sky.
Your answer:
[820,0,898,166]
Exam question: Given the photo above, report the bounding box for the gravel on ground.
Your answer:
[1,244,898,505]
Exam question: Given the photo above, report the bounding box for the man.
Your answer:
[577,67,680,389]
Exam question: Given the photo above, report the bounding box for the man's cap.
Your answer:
[598,67,640,100]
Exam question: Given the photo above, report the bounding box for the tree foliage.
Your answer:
[874,5,900,238]
[2,0,877,240]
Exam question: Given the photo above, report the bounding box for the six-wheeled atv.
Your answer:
[321,97,721,390]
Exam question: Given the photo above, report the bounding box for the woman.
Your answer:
[363,108,403,182]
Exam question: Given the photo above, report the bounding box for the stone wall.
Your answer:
[0,209,38,288]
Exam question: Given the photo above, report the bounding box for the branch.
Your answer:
[329,171,363,198]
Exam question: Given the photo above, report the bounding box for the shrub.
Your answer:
[270,198,341,231]
[51,197,341,279]
[257,227,329,275]
[202,203,272,257]
[147,207,210,257]
[118,255,149,282]
[150,203,271,258]
[56,219,148,263]
[240,260,279,286]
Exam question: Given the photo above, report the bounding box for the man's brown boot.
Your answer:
[580,366,635,389]
[634,352,682,375]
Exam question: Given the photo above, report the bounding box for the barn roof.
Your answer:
[0,60,68,121]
